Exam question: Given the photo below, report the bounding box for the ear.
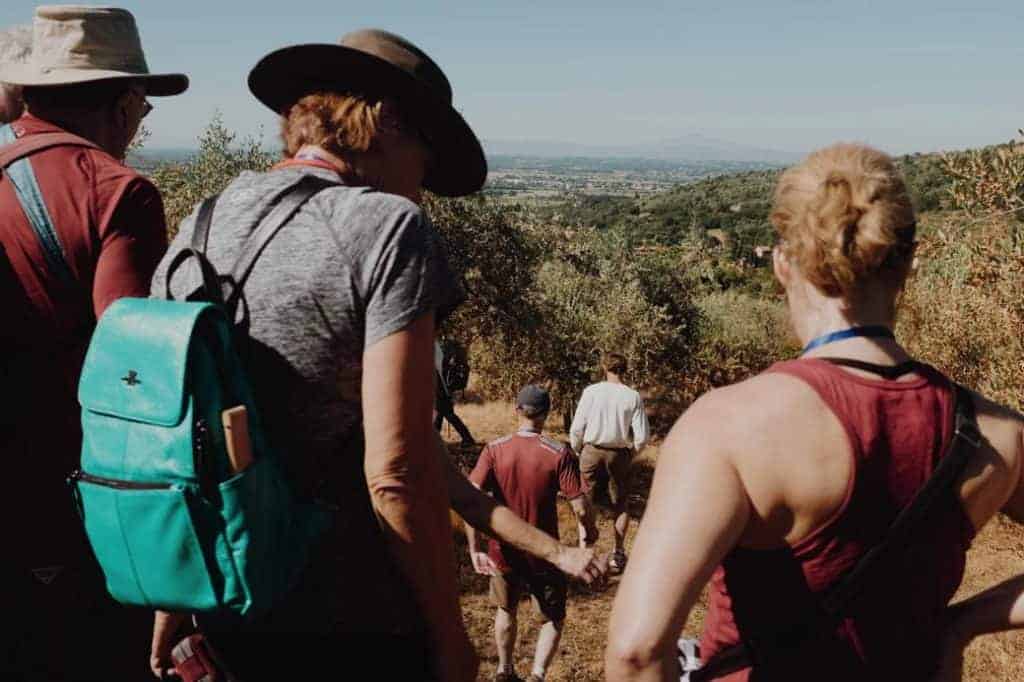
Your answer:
[772,245,792,289]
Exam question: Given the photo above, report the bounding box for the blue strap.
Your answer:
[0,124,76,288]
[801,325,895,354]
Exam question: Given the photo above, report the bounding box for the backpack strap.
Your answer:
[164,196,224,303]
[164,175,338,306]
[690,383,981,681]
[0,125,101,290]
[222,174,338,317]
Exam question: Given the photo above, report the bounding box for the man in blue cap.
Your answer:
[467,385,598,682]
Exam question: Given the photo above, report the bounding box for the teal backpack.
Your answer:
[69,176,336,619]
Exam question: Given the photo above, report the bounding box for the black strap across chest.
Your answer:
[819,357,922,380]
[689,379,980,681]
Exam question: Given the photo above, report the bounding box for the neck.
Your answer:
[790,278,897,349]
[791,285,910,362]
[605,373,623,384]
[295,145,351,174]
[25,107,123,158]
[518,419,543,433]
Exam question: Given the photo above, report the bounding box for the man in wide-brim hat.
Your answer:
[0,5,186,681]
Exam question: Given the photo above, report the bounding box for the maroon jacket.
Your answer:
[2,113,167,561]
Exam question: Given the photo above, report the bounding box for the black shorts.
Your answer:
[489,569,567,622]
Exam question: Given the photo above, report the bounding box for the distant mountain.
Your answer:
[483,134,801,164]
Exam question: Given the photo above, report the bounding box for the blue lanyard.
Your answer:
[802,325,895,354]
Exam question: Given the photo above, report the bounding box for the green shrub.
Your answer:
[151,113,275,235]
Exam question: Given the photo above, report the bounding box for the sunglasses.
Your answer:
[140,99,153,119]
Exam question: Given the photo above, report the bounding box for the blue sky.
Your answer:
[2,1,1022,155]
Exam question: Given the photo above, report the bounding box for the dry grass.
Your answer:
[446,400,1024,681]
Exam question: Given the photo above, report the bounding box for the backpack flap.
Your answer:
[78,297,224,483]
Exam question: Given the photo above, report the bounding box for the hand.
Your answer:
[553,545,609,585]
[150,610,186,679]
[470,550,501,576]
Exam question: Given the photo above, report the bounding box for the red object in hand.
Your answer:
[171,634,225,682]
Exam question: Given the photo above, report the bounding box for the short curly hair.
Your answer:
[280,91,404,158]
[771,143,917,298]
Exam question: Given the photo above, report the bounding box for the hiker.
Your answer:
[569,351,649,574]
[150,28,602,682]
[435,337,476,444]
[467,385,599,682]
[605,143,1024,681]
[0,6,185,680]
[0,24,30,123]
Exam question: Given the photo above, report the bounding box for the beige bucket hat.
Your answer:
[0,5,187,96]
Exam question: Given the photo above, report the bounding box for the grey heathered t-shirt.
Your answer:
[150,165,462,630]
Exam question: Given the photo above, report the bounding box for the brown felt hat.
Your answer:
[248,29,487,197]
[0,5,188,96]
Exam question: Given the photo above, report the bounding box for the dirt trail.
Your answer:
[447,401,1024,681]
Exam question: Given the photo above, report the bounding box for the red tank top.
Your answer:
[699,358,975,680]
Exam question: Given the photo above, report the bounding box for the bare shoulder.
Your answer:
[955,390,1024,526]
[971,390,1024,442]
[681,371,828,444]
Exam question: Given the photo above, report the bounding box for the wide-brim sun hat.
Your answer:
[248,29,487,197]
[0,5,188,97]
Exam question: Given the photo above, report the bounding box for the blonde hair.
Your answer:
[281,92,402,158]
[770,143,916,298]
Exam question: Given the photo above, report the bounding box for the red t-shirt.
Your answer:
[469,429,585,573]
[2,114,167,558]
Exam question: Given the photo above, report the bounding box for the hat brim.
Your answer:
[0,63,188,97]
[248,43,487,197]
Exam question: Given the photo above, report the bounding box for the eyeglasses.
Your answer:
[140,99,153,119]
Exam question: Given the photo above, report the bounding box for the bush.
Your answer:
[899,213,1024,409]
[151,113,275,235]
[941,132,1024,218]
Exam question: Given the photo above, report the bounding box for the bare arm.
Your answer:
[606,394,751,682]
[447,451,605,583]
[149,610,187,679]
[363,313,476,682]
[934,425,1024,681]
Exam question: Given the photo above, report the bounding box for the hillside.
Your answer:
[534,151,954,250]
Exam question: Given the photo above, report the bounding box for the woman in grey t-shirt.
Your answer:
[149,30,485,681]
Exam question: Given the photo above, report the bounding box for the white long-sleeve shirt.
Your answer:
[569,381,649,453]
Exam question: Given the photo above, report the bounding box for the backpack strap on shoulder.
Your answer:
[223,174,338,318]
[690,383,980,681]
[164,195,224,303]
[0,125,102,292]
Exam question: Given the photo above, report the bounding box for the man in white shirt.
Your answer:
[569,352,649,574]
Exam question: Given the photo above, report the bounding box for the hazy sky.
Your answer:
[2,1,1022,155]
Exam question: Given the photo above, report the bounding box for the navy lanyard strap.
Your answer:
[802,325,895,354]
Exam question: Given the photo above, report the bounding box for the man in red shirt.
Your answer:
[0,6,186,679]
[467,385,598,682]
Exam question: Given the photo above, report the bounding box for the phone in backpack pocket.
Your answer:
[221,406,254,473]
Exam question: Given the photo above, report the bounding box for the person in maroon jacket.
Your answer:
[606,144,1024,681]
[0,7,186,680]
[467,385,598,682]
